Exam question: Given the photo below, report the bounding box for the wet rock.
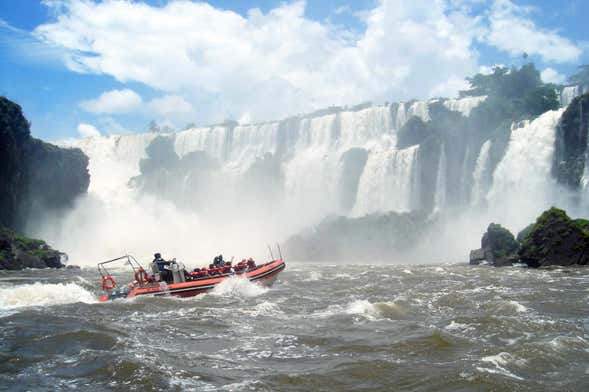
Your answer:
[0,226,67,270]
[518,207,589,268]
[469,248,486,265]
[470,223,519,266]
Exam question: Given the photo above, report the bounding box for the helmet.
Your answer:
[154,253,161,258]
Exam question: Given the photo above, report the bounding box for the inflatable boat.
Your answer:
[97,255,285,302]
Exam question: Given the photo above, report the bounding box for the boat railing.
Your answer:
[97,255,145,280]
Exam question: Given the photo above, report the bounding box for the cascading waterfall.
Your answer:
[44,95,537,263]
[433,143,447,212]
[443,96,487,117]
[560,85,589,107]
[353,144,420,216]
[487,109,565,230]
[470,140,492,206]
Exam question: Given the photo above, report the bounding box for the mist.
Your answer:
[25,81,588,268]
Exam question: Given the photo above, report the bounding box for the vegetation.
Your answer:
[482,223,519,259]
[462,63,559,125]
[518,207,589,267]
[0,226,65,269]
[516,223,535,243]
[0,96,89,230]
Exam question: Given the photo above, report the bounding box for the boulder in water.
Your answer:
[470,223,519,266]
[518,207,589,268]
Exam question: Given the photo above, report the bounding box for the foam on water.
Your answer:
[0,282,97,309]
[478,352,527,380]
[345,299,407,320]
[211,276,269,298]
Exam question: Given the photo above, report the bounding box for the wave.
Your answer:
[477,352,527,380]
[0,282,97,310]
[345,299,407,320]
[210,276,269,298]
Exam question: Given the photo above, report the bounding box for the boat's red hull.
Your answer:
[99,259,285,302]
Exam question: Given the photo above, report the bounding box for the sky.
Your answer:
[0,0,588,140]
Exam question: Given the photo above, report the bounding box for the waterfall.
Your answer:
[443,96,487,117]
[433,143,447,212]
[487,109,564,230]
[48,96,502,263]
[560,85,589,107]
[470,140,492,206]
[353,144,420,216]
[175,126,229,160]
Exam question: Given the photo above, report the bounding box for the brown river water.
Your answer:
[1,262,588,391]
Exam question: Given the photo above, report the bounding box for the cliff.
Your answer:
[553,93,589,189]
[0,96,90,231]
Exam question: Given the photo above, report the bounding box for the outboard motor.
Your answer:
[170,262,186,283]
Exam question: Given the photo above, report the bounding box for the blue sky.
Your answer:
[0,0,588,140]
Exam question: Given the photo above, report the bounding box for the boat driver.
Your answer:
[152,252,172,282]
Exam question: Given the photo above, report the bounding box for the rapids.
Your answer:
[1,264,588,391]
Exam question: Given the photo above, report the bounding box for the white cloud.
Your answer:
[540,67,566,84]
[34,0,483,123]
[147,95,195,123]
[77,123,100,138]
[486,0,581,63]
[34,0,581,124]
[79,88,142,114]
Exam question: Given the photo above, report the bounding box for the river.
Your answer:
[1,263,588,391]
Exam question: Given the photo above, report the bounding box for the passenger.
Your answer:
[150,253,161,276]
[213,254,225,267]
[152,253,172,282]
[222,261,234,274]
[246,258,256,270]
[235,260,246,272]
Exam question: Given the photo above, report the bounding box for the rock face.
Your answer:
[0,96,90,231]
[518,207,589,268]
[0,226,66,270]
[553,93,589,189]
[283,211,433,261]
[470,223,519,266]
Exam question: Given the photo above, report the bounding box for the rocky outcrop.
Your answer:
[471,207,589,268]
[553,93,589,189]
[469,223,519,266]
[0,226,67,270]
[518,207,589,268]
[283,211,433,261]
[0,96,90,231]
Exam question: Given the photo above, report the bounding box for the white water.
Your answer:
[487,109,564,231]
[434,144,447,212]
[443,96,487,117]
[210,276,269,298]
[36,95,579,263]
[0,282,97,309]
[353,144,419,215]
[471,140,492,206]
[560,85,589,107]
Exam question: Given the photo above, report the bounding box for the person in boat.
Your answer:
[246,258,256,270]
[152,253,172,282]
[213,254,225,267]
